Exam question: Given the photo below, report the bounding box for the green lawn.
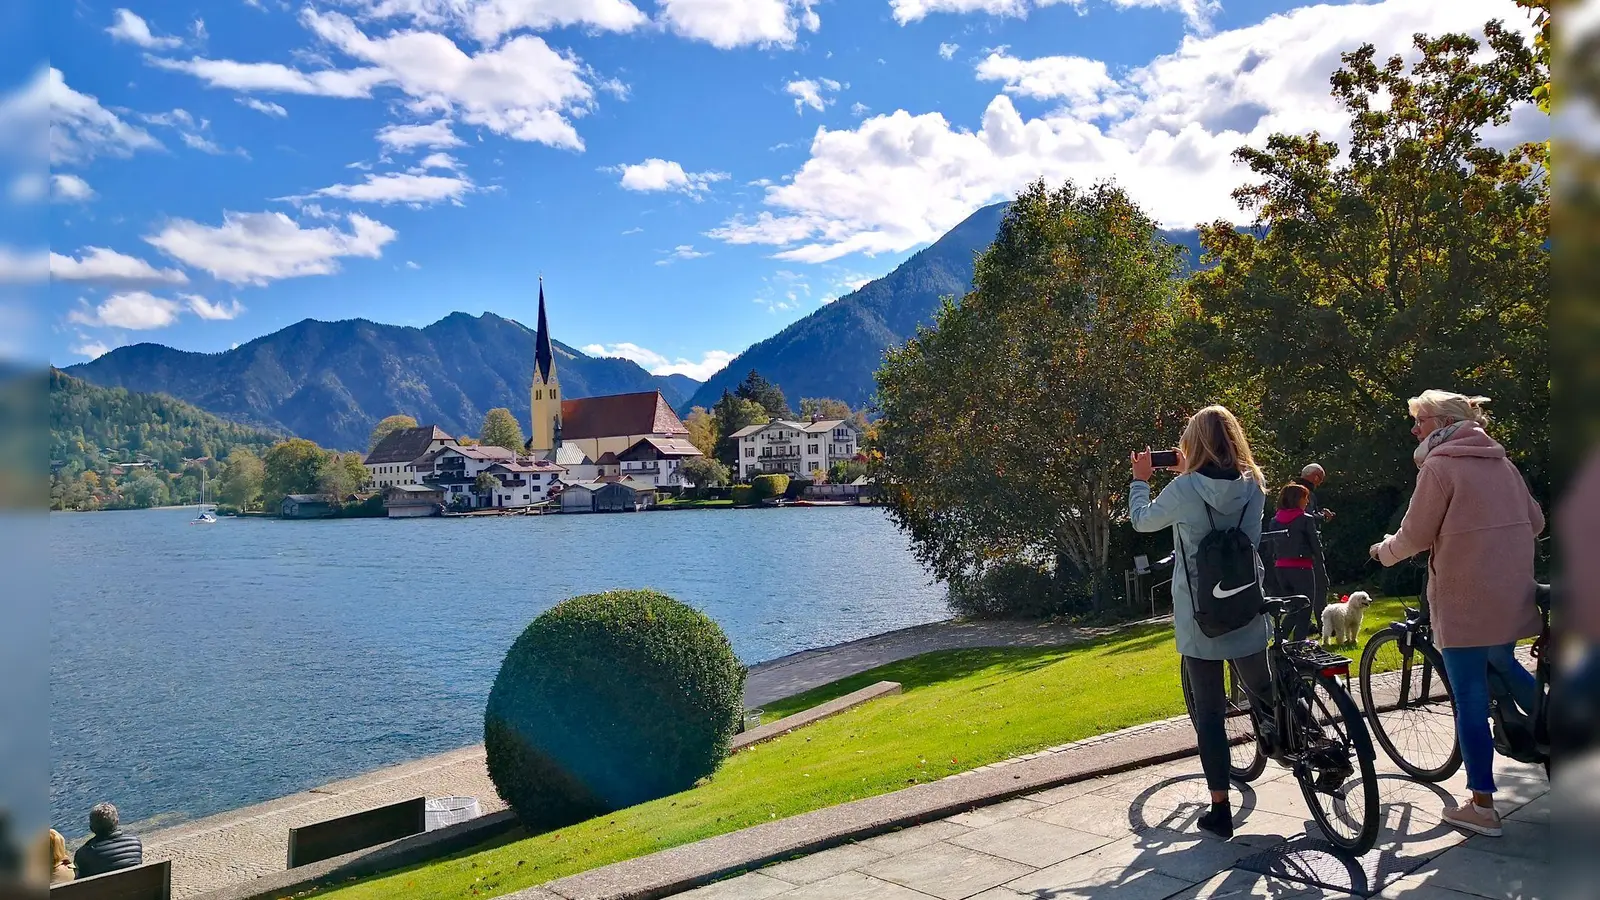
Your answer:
[311,596,1414,900]
[656,498,735,509]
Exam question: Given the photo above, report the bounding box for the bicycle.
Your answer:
[1199,594,1381,854]
[1359,582,1553,781]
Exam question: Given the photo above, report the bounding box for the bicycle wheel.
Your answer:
[1226,662,1266,781]
[1359,630,1461,781]
[1294,673,1380,855]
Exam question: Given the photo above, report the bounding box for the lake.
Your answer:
[49,506,947,837]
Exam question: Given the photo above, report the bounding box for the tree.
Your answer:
[799,398,852,421]
[317,451,369,500]
[683,406,718,457]
[262,439,329,506]
[1185,20,1548,576]
[711,390,769,468]
[368,414,418,451]
[479,408,525,452]
[876,180,1198,609]
[218,448,265,511]
[121,470,170,509]
[734,370,791,420]
[828,459,869,484]
[474,471,500,505]
[680,456,731,489]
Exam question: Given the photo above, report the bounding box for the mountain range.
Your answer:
[681,202,1204,413]
[67,314,697,451]
[66,203,1204,449]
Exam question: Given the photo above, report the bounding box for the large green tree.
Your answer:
[218,448,265,511]
[262,439,329,507]
[368,414,418,451]
[683,406,718,457]
[317,451,369,500]
[479,408,526,452]
[680,456,731,488]
[1184,20,1548,576]
[876,180,1198,606]
[734,370,791,421]
[711,390,769,468]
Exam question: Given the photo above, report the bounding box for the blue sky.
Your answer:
[1,0,1538,376]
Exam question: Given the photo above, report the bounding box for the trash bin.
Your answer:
[425,796,481,831]
[742,709,764,732]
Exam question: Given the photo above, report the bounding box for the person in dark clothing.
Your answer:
[74,803,142,879]
[1273,483,1328,640]
[1294,464,1334,605]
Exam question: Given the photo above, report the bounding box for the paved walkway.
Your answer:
[664,712,1550,900]
[143,618,1100,898]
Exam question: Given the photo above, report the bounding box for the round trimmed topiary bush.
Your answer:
[483,590,746,831]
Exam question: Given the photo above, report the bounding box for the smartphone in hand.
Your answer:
[1149,449,1180,468]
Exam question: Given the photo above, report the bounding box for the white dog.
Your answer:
[1321,591,1373,645]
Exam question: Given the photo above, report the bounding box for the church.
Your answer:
[527,283,696,472]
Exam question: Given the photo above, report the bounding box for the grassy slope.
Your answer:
[314,598,1412,900]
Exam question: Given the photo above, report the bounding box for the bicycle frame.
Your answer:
[1378,608,1450,711]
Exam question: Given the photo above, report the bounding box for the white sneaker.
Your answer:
[1442,799,1502,837]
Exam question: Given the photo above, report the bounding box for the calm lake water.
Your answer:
[50,506,946,837]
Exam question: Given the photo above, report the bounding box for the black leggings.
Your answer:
[1275,568,1317,641]
[1182,652,1273,793]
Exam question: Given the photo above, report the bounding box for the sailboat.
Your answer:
[191,469,218,524]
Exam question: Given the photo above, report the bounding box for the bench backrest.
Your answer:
[50,859,171,900]
[287,796,427,868]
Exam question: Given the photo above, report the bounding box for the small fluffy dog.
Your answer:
[1321,591,1373,646]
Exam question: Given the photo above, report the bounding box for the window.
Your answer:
[808,444,818,454]
[746,447,755,457]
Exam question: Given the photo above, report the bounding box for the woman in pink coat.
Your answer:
[1372,390,1545,837]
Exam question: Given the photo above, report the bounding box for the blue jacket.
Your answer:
[74,831,143,879]
[1130,470,1270,660]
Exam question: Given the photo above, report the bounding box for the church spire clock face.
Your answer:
[530,279,562,453]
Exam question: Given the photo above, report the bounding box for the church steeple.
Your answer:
[530,278,562,454]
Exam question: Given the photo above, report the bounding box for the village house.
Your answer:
[617,436,703,488]
[557,478,657,514]
[363,425,459,490]
[484,458,565,508]
[731,418,862,481]
[383,483,445,518]
[280,494,334,519]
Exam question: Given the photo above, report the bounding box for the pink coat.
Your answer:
[1375,423,1545,648]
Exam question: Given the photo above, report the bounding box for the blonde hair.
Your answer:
[46,828,70,870]
[1179,405,1265,487]
[1407,390,1490,427]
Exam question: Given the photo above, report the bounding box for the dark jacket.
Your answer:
[74,831,143,879]
[1293,477,1325,519]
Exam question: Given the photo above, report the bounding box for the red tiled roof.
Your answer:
[560,391,687,441]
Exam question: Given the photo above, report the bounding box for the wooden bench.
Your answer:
[50,859,171,899]
[287,797,428,869]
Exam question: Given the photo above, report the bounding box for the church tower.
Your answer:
[529,279,562,454]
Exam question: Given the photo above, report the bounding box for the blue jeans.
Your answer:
[1439,644,1541,794]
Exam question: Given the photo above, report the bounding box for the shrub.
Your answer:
[484,590,745,832]
[946,557,1092,620]
[750,474,790,501]
[783,477,811,500]
[730,484,755,506]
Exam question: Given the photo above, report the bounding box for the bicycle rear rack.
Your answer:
[1285,642,1352,677]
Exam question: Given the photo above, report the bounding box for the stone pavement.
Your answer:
[144,617,1098,898]
[665,712,1550,900]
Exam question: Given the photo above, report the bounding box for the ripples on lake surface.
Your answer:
[49,506,946,836]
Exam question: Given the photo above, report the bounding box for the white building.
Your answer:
[363,425,459,491]
[731,418,862,482]
[617,436,703,488]
[485,459,566,508]
[414,444,563,509]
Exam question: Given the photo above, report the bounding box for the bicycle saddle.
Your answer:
[1260,595,1311,616]
[1535,583,1551,614]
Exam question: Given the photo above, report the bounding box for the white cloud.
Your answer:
[786,77,841,114]
[183,294,246,320]
[148,55,391,98]
[342,0,649,43]
[613,158,728,196]
[107,9,184,49]
[621,226,643,235]
[405,259,422,269]
[145,211,397,285]
[890,0,1075,25]
[939,42,960,60]
[71,337,113,360]
[579,342,734,381]
[43,68,163,165]
[711,0,1527,263]
[377,119,462,151]
[50,247,189,286]
[237,97,288,117]
[657,0,820,49]
[8,173,45,203]
[656,244,710,265]
[68,291,181,330]
[0,246,48,285]
[850,101,870,117]
[296,170,477,205]
[52,174,96,202]
[414,151,460,170]
[975,48,1122,114]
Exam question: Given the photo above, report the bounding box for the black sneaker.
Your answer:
[1197,805,1235,840]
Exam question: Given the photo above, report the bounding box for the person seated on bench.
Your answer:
[74,803,142,879]
[46,828,76,884]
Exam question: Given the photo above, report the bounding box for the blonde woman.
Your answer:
[1130,405,1271,839]
[1371,390,1545,836]
[46,829,75,884]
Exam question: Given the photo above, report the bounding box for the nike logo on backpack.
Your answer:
[1213,581,1253,599]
